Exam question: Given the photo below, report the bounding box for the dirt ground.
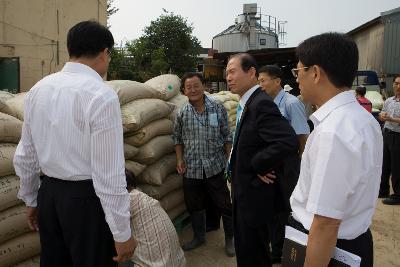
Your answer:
[180,201,400,267]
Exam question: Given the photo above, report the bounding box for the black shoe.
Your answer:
[224,236,235,257]
[382,195,400,205]
[206,226,220,232]
[182,237,205,251]
[271,257,282,264]
[378,191,389,198]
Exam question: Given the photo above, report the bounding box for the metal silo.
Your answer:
[212,3,285,53]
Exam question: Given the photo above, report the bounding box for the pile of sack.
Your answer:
[209,91,240,133]
[107,74,188,220]
[0,92,41,267]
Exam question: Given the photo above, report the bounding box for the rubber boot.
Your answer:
[182,210,206,251]
[222,214,235,257]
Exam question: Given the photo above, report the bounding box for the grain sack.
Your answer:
[0,91,14,102]
[223,100,238,111]
[4,93,25,121]
[0,232,40,267]
[0,204,29,244]
[167,203,187,221]
[13,256,40,267]
[159,189,184,212]
[136,153,177,186]
[167,94,188,121]
[0,143,16,177]
[134,135,174,165]
[121,99,175,133]
[0,175,22,212]
[0,92,14,116]
[125,161,146,177]
[124,119,173,147]
[106,80,161,105]
[124,143,139,160]
[139,173,183,200]
[144,74,181,100]
[0,112,22,143]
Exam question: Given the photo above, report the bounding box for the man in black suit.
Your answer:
[226,53,299,267]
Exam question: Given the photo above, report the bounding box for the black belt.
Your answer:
[383,128,400,134]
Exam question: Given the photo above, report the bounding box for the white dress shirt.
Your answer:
[14,62,131,242]
[290,91,383,239]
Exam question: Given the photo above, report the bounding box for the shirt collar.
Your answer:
[61,62,104,82]
[239,84,259,109]
[310,90,356,127]
[273,89,285,106]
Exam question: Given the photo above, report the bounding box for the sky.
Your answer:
[108,0,400,48]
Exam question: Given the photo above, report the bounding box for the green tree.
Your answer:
[126,10,201,79]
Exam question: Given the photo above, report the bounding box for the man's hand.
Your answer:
[27,206,39,231]
[176,159,186,175]
[379,112,389,121]
[257,171,276,184]
[113,236,137,263]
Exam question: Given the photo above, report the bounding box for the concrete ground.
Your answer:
[180,200,400,267]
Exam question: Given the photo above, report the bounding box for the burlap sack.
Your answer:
[124,143,139,160]
[0,144,16,177]
[0,232,40,267]
[0,112,22,143]
[13,256,40,267]
[167,94,188,121]
[0,204,29,244]
[125,161,146,177]
[139,173,183,200]
[124,119,173,147]
[136,153,177,186]
[106,80,161,105]
[0,175,22,212]
[134,135,174,165]
[167,203,187,221]
[0,92,14,116]
[144,74,181,101]
[4,93,25,121]
[159,189,184,212]
[121,99,175,133]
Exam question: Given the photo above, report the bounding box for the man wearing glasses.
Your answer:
[288,33,382,267]
[258,65,309,264]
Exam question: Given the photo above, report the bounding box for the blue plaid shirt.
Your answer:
[172,96,232,179]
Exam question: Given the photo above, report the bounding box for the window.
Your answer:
[260,39,266,45]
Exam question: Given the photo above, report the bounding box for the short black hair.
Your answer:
[125,169,137,189]
[355,85,366,96]
[181,72,204,90]
[67,20,114,58]
[229,53,259,76]
[258,65,283,79]
[296,32,358,88]
[393,74,400,81]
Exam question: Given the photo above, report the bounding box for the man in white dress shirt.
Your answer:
[289,33,383,267]
[13,21,136,266]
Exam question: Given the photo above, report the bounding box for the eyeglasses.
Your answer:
[291,67,309,78]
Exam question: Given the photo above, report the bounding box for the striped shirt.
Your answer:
[382,96,400,133]
[13,62,131,242]
[129,189,186,267]
[172,95,232,179]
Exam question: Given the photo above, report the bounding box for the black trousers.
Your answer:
[287,216,373,267]
[183,170,232,216]
[38,176,117,267]
[233,198,272,267]
[380,129,400,196]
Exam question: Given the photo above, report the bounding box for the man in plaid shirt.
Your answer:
[172,72,235,257]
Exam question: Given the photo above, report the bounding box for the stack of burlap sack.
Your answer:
[107,74,188,220]
[0,92,41,267]
[209,91,240,133]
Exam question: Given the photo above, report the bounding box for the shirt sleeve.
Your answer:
[218,103,232,143]
[287,99,310,135]
[172,108,183,145]
[306,131,360,220]
[90,94,131,242]
[14,92,41,207]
